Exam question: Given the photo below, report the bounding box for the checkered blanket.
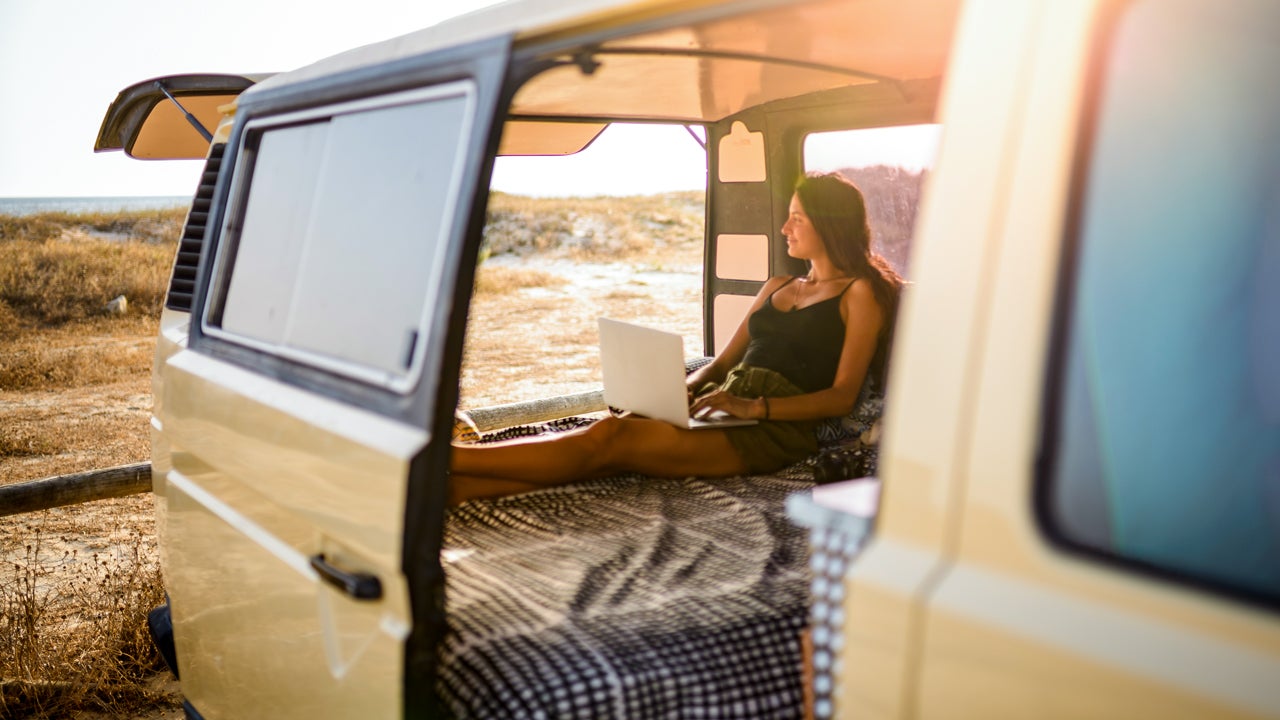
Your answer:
[439,425,816,719]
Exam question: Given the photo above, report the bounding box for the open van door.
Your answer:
[94,73,265,160]
[152,39,509,718]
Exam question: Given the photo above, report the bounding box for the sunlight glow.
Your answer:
[804,124,942,172]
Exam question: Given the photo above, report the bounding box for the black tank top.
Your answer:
[742,277,856,393]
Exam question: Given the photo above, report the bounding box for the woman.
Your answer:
[450,172,902,504]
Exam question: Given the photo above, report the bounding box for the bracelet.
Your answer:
[762,396,770,421]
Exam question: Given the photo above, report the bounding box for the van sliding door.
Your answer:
[159,37,510,719]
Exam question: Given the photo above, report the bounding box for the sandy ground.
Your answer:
[459,254,702,408]
[0,251,701,716]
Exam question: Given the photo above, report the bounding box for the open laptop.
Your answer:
[598,317,758,430]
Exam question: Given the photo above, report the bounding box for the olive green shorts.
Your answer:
[697,364,819,474]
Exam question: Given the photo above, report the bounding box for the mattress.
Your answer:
[439,429,818,719]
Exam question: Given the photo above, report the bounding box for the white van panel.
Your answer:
[158,348,420,718]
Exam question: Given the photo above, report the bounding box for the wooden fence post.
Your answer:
[0,462,152,517]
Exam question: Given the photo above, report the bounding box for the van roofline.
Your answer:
[246,0,732,98]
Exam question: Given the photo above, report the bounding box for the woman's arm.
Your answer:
[685,275,794,393]
[691,279,884,421]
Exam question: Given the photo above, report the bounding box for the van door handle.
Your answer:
[309,554,383,600]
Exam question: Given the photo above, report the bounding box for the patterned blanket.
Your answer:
[439,424,819,719]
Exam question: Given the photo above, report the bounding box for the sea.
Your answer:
[0,195,190,216]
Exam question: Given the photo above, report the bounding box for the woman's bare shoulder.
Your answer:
[841,278,884,322]
[762,274,797,292]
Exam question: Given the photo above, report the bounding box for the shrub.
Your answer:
[0,526,171,718]
[482,191,704,262]
[0,238,174,328]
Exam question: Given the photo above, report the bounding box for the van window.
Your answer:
[803,124,939,276]
[207,83,476,390]
[1042,0,1280,605]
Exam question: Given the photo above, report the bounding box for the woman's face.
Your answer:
[782,193,826,261]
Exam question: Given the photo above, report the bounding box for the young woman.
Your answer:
[450,172,902,504]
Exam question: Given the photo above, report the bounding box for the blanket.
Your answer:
[439,434,818,719]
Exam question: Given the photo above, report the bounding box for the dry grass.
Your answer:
[1,209,181,719]
[460,194,705,409]
[0,211,179,334]
[483,191,704,263]
[0,318,158,393]
[473,265,565,295]
[0,524,172,718]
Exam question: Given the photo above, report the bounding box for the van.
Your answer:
[95,0,1280,717]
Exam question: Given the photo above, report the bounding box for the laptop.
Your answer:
[598,317,758,430]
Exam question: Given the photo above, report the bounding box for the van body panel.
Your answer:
[904,0,1280,717]
[158,349,416,718]
[920,566,1280,719]
[837,536,939,716]
[873,0,1044,550]
[163,350,425,567]
[150,307,191,440]
[841,0,1052,713]
[243,0,739,97]
[146,33,511,717]
[164,470,408,718]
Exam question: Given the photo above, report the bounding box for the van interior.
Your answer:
[433,0,954,714]
[453,0,954,417]
[459,121,937,416]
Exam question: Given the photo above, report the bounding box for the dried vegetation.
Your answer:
[1,209,184,718]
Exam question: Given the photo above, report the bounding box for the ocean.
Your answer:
[0,195,189,216]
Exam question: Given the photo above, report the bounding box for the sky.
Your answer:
[0,0,712,199]
[0,0,936,200]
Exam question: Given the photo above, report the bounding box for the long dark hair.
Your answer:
[793,171,904,389]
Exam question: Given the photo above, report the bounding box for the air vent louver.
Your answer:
[164,143,225,312]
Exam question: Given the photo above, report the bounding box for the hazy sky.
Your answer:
[0,1,471,196]
[0,0,934,199]
[0,0,715,199]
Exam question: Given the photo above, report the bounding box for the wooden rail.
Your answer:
[462,390,606,432]
[0,462,151,517]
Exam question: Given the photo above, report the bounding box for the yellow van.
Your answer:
[96,0,1279,717]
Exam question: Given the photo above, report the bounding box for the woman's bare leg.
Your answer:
[450,415,748,490]
[448,475,540,505]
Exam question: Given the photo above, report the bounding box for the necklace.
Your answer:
[787,274,851,311]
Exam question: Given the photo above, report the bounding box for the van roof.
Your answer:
[247,0,959,129]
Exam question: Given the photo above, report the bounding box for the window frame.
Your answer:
[1034,0,1280,613]
[799,122,940,279]
[199,82,479,395]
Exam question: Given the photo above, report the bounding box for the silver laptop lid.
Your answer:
[599,318,758,429]
[598,317,691,426]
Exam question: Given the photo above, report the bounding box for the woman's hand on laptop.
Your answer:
[689,389,764,420]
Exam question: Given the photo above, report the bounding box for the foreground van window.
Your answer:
[208,84,476,389]
[1042,0,1280,605]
